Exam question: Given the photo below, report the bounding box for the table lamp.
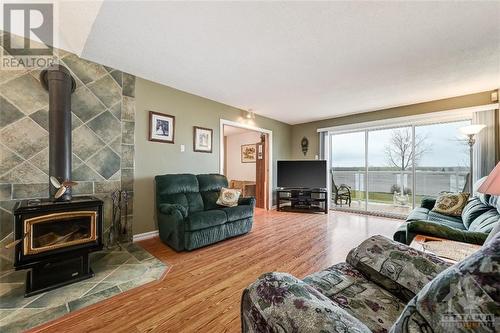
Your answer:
[478,162,500,195]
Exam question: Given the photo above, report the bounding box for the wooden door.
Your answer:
[255,134,268,209]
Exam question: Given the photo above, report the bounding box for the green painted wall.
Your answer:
[291,90,497,159]
[133,78,292,235]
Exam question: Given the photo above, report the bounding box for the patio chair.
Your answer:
[331,172,351,207]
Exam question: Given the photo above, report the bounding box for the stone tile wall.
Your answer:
[0,32,135,271]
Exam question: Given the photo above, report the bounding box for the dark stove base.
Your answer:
[23,253,94,297]
[25,269,94,298]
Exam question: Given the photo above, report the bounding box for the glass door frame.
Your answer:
[327,116,472,216]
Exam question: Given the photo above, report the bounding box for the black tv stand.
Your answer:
[276,188,328,214]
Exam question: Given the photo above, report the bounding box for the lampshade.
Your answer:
[478,162,500,195]
[459,124,486,136]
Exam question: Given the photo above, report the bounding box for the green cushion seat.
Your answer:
[222,205,254,222]
[186,209,228,231]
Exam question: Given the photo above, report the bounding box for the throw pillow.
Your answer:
[431,192,470,217]
[216,187,241,207]
[346,235,451,302]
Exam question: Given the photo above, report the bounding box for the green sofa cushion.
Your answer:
[197,174,228,191]
[468,210,500,233]
[461,197,493,229]
[160,193,188,207]
[186,209,227,231]
[185,192,204,213]
[200,191,220,210]
[407,207,463,226]
[407,220,488,245]
[428,211,463,225]
[196,174,228,210]
[222,205,253,222]
[419,197,436,210]
[159,203,188,218]
[489,195,500,214]
[406,207,431,221]
[156,174,199,196]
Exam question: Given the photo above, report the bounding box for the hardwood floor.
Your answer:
[29,210,402,333]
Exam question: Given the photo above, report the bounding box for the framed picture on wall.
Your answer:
[193,126,213,153]
[241,144,257,163]
[149,111,175,143]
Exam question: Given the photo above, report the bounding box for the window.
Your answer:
[329,119,471,217]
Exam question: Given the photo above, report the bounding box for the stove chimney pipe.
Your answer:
[40,66,76,201]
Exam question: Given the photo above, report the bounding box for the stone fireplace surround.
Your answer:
[0,31,136,272]
[0,31,161,331]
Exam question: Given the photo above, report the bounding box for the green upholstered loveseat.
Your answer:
[393,192,500,246]
[155,173,255,251]
[241,233,500,333]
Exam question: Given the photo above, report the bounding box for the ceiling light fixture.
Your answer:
[245,109,255,119]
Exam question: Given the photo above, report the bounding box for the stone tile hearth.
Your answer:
[0,243,168,332]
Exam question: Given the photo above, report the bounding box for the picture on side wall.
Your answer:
[149,111,175,143]
[241,144,257,163]
[193,126,213,153]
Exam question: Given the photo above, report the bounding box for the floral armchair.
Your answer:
[241,234,500,332]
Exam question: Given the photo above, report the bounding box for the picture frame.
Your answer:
[193,126,213,153]
[241,144,257,163]
[149,111,175,143]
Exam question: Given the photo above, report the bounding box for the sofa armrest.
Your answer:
[406,220,488,245]
[157,204,187,251]
[159,203,188,218]
[241,272,370,333]
[347,235,451,302]
[238,196,256,208]
[420,197,436,210]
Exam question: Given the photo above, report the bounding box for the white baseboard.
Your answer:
[133,230,159,242]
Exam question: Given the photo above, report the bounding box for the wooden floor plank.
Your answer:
[28,210,402,333]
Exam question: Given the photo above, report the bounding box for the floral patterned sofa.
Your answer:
[241,234,500,333]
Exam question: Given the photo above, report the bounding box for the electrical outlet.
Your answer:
[180,144,185,152]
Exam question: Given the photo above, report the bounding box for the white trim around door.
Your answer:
[219,119,273,210]
[317,103,499,134]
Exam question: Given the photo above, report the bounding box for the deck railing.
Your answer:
[332,169,468,197]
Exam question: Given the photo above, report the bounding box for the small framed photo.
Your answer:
[193,126,213,153]
[241,144,256,163]
[149,111,175,143]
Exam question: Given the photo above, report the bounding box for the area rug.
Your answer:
[0,243,168,332]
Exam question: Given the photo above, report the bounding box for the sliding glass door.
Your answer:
[331,132,366,210]
[414,120,471,206]
[367,127,413,215]
[329,119,471,217]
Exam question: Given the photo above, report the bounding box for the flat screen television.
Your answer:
[277,160,327,189]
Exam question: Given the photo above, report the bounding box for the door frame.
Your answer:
[219,119,273,210]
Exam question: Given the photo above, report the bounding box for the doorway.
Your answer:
[220,120,272,210]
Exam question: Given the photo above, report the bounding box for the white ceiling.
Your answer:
[27,1,500,124]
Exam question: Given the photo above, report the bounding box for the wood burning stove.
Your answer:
[9,65,105,297]
[14,197,103,296]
